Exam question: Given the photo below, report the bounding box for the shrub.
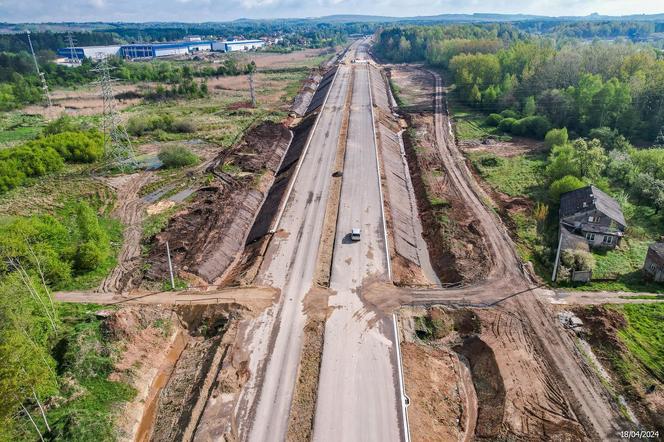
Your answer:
[485,113,504,126]
[158,146,199,169]
[544,127,569,150]
[549,175,586,201]
[74,241,104,272]
[509,116,551,139]
[170,119,196,133]
[479,154,503,167]
[561,249,596,272]
[498,117,516,132]
[500,109,519,119]
[28,131,104,163]
[43,114,82,135]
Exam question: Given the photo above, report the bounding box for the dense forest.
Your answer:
[375,25,664,142]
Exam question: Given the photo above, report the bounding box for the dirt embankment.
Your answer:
[573,306,664,433]
[401,306,588,441]
[101,306,182,442]
[230,67,338,286]
[401,113,490,284]
[146,122,292,285]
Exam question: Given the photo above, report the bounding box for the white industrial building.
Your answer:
[212,40,264,52]
[57,45,121,60]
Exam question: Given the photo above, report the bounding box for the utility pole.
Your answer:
[92,55,137,170]
[248,71,256,107]
[166,241,175,290]
[26,30,52,108]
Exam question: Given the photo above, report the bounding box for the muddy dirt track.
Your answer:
[406,68,630,440]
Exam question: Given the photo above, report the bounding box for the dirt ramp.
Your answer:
[146,122,292,285]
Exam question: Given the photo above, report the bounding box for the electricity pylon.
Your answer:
[66,31,81,65]
[26,30,52,108]
[92,55,137,170]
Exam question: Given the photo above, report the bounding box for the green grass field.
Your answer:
[468,152,547,197]
[614,303,664,384]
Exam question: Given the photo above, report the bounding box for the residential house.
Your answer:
[552,185,627,282]
[643,242,664,282]
[559,185,626,249]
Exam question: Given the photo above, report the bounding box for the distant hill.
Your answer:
[1,12,663,33]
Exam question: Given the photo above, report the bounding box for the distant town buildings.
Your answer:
[57,38,266,62]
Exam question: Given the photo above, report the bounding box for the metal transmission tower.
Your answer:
[92,56,137,170]
[65,31,81,65]
[26,30,52,108]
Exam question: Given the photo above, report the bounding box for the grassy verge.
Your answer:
[468,152,546,198]
[32,303,135,441]
[0,112,44,147]
[615,304,664,381]
[448,99,502,141]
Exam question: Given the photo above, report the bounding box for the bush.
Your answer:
[561,249,596,272]
[170,119,196,133]
[127,114,195,135]
[485,113,504,126]
[74,241,104,271]
[158,146,199,169]
[498,117,516,132]
[509,116,551,139]
[28,131,104,163]
[549,175,586,201]
[43,115,82,135]
[500,109,519,119]
[544,127,569,150]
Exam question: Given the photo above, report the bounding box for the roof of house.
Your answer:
[649,242,664,257]
[559,185,626,227]
[560,226,590,252]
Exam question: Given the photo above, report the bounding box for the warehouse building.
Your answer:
[57,45,121,60]
[58,41,213,60]
[212,39,264,52]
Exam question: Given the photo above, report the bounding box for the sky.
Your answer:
[0,0,663,23]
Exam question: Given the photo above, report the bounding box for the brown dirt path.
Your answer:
[423,68,628,440]
[98,172,154,293]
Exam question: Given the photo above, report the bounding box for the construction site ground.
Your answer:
[38,43,664,442]
[387,63,642,441]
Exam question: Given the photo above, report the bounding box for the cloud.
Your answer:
[1,0,662,23]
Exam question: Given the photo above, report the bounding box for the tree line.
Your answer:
[375,25,664,142]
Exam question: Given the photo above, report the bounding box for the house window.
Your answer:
[586,233,595,241]
[650,263,657,272]
[602,236,614,245]
[588,216,594,222]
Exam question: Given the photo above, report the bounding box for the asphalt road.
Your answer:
[246,51,354,441]
[313,43,402,441]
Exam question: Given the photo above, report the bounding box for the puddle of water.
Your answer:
[135,331,187,442]
[142,185,175,204]
[169,188,196,203]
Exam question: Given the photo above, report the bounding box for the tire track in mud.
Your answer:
[422,68,626,440]
[98,172,154,293]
